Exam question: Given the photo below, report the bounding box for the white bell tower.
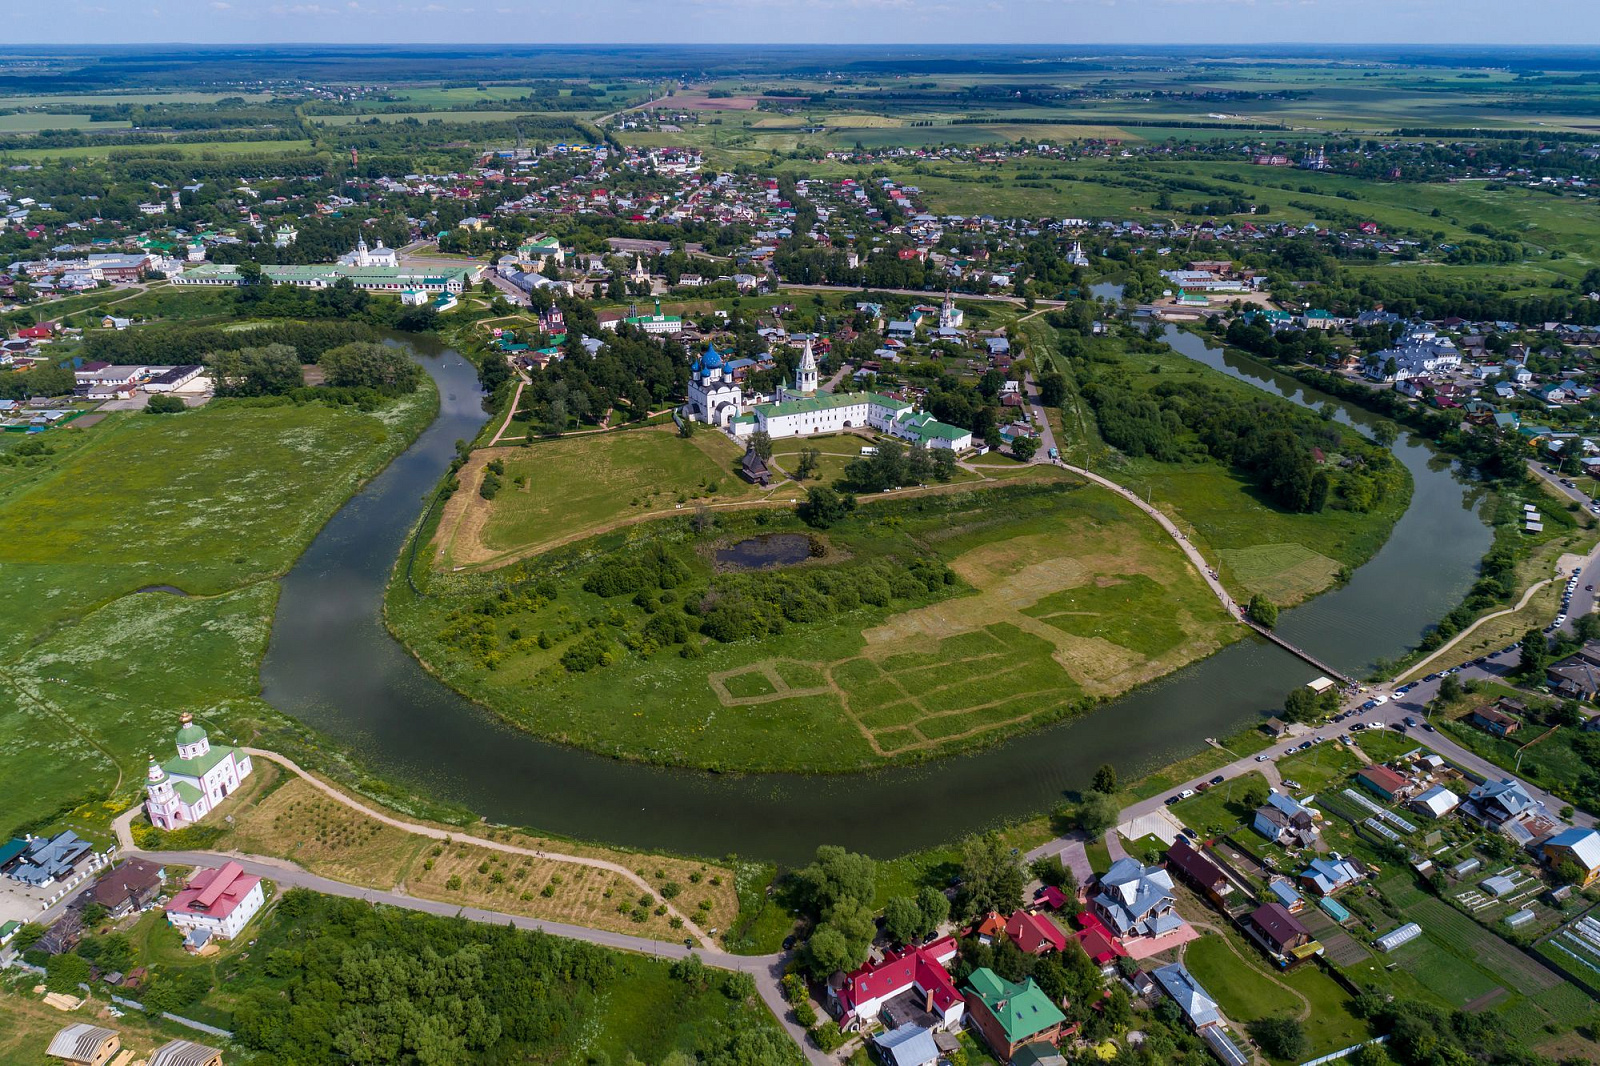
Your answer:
[795,338,819,395]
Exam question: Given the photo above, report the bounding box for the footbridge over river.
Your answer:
[1243,618,1357,688]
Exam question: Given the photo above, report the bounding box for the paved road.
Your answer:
[1022,373,1059,461]
[779,282,1062,308]
[120,846,825,1063]
[1029,649,1593,872]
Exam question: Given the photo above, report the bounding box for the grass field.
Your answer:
[0,387,437,840]
[1069,334,1412,606]
[394,478,1240,772]
[0,138,315,161]
[0,112,130,131]
[435,425,757,567]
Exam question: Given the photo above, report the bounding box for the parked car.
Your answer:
[1360,700,1377,711]
[1372,695,1389,705]
[1404,716,1418,727]
[1422,723,1436,732]
[1210,775,1225,785]
[1255,754,1271,762]
[1179,789,1196,799]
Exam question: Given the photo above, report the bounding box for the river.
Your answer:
[260,326,1492,866]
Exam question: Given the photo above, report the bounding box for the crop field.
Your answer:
[1216,543,1343,604]
[394,479,1238,772]
[0,112,130,131]
[313,110,569,125]
[0,138,316,161]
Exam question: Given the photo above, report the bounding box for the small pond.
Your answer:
[715,532,816,570]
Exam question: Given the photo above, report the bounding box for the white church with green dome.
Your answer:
[684,338,971,451]
[144,713,253,830]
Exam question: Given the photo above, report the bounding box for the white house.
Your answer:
[164,861,264,941]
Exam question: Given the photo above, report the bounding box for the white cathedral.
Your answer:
[685,338,971,450]
[339,236,398,269]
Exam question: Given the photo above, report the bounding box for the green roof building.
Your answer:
[965,968,1068,1061]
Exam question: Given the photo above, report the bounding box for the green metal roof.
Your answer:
[966,969,1066,1045]
[0,838,27,866]
[171,780,204,805]
[755,391,908,420]
[164,744,241,781]
[175,722,207,745]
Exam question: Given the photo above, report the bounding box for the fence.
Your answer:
[107,992,234,1038]
[1298,1036,1389,1066]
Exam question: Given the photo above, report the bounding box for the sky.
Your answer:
[15,0,1600,46]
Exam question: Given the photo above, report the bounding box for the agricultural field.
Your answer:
[392,478,1240,772]
[207,763,744,940]
[312,110,573,125]
[0,138,316,161]
[0,112,130,131]
[0,388,436,840]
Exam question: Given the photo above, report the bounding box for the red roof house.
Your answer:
[1006,910,1067,955]
[829,936,964,1033]
[1071,912,1129,967]
[164,861,264,940]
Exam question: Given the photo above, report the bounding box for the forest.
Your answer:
[224,890,799,1066]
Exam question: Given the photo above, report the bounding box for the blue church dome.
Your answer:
[701,343,723,370]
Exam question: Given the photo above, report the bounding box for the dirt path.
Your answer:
[487,372,530,445]
[1399,571,1556,681]
[1185,919,1312,1023]
[114,748,715,951]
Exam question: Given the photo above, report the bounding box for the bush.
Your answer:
[1249,1017,1307,1060]
[145,393,187,414]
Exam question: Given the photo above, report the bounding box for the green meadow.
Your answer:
[0,386,436,838]
[391,477,1239,773]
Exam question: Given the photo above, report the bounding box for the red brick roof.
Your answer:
[1006,909,1067,954]
[836,937,960,1023]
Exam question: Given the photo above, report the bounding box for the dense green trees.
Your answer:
[795,846,879,977]
[320,342,424,394]
[221,889,795,1066]
[1249,594,1279,628]
[955,832,1025,919]
[208,343,303,397]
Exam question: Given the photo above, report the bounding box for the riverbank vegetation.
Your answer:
[390,477,1238,773]
[1051,320,1412,606]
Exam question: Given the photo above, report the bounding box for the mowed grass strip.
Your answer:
[1217,542,1343,604]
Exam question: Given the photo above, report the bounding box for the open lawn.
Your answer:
[1067,333,1411,606]
[394,478,1240,772]
[434,425,755,567]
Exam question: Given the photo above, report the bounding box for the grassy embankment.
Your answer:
[1053,326,1414,608]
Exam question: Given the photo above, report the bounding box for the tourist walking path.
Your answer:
[112,750,831,1064]
[113,749,715,950]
